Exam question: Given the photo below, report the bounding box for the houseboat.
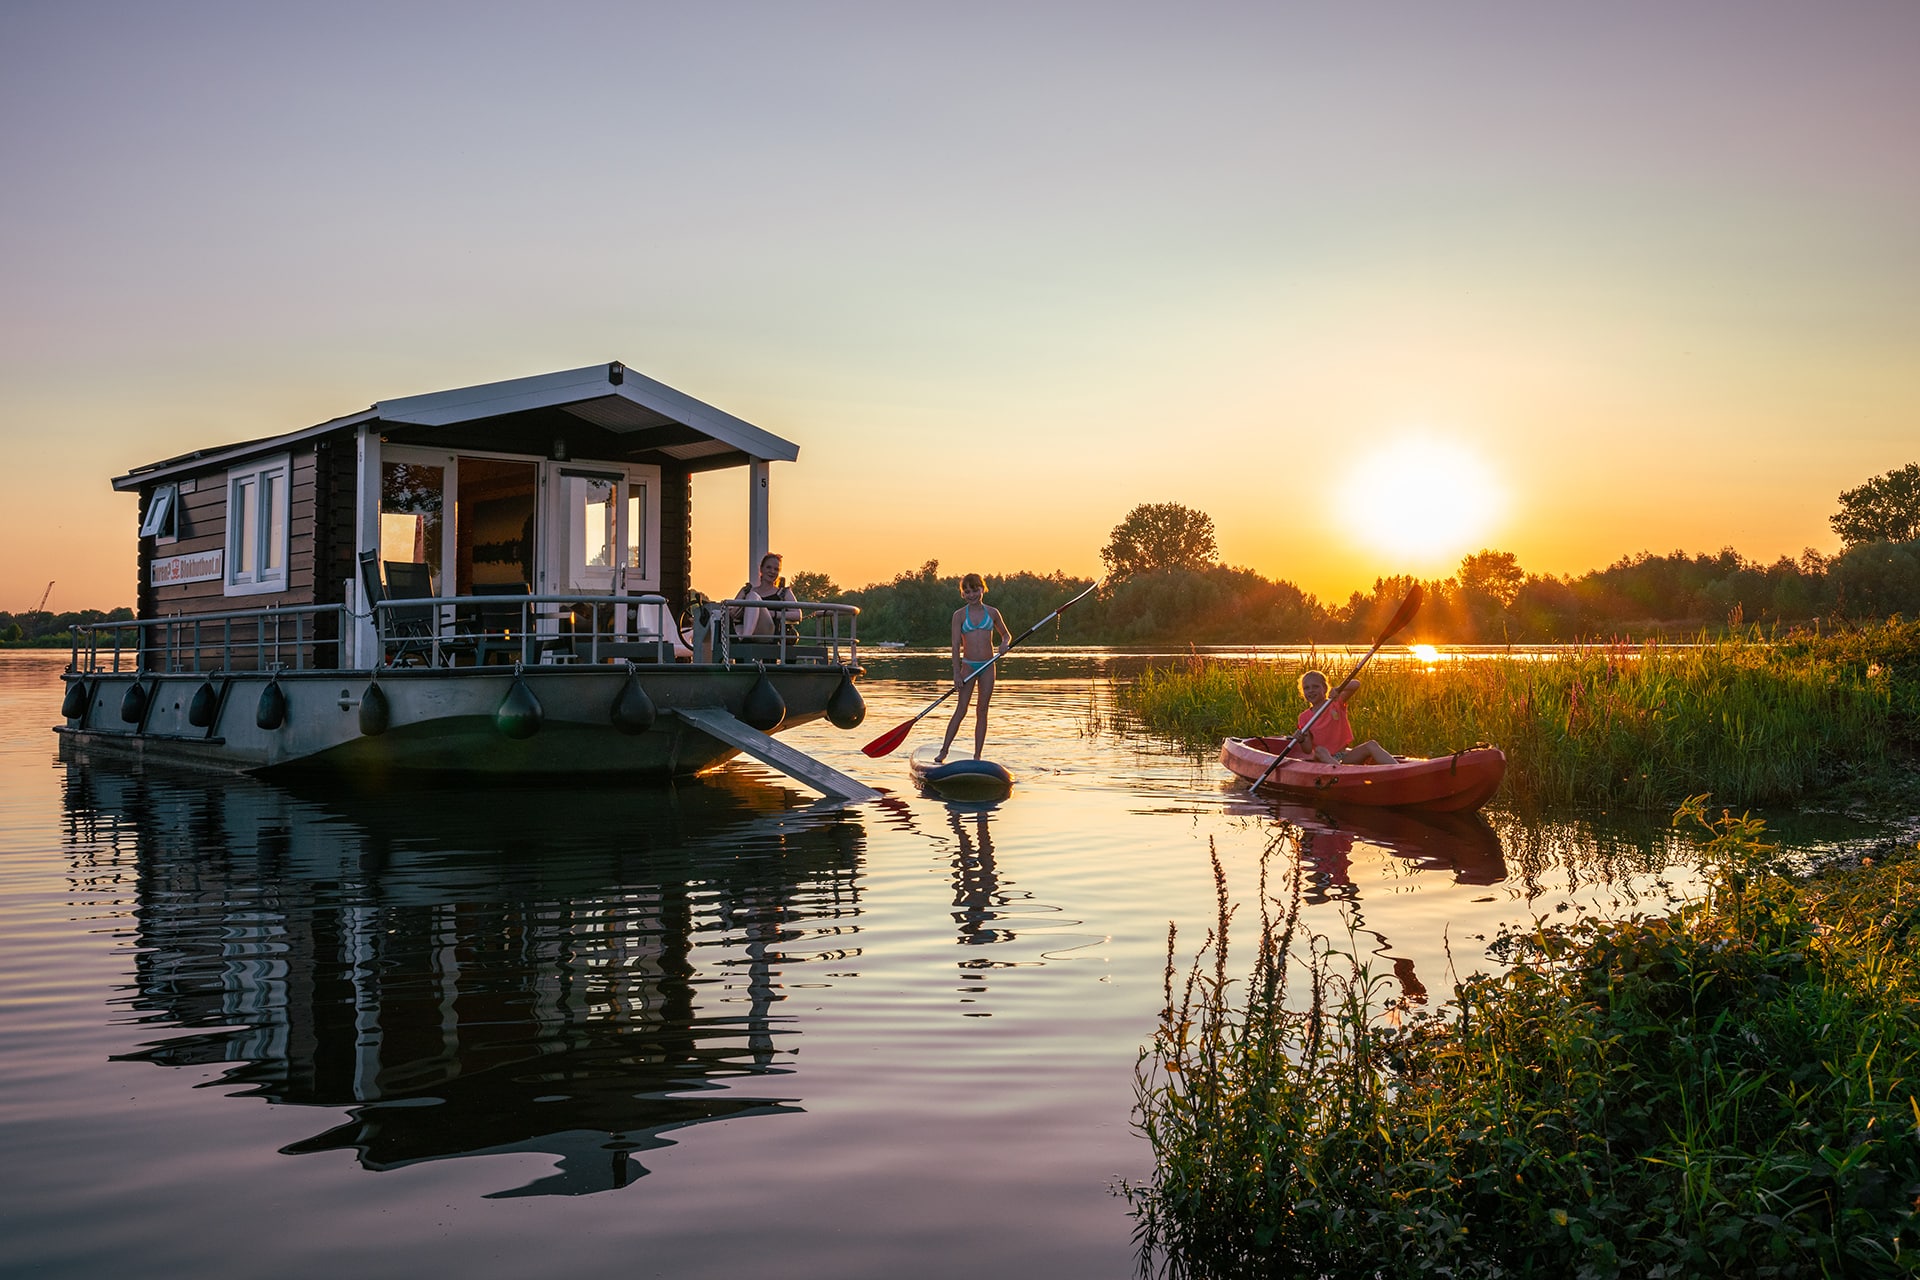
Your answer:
[57,361,877,801]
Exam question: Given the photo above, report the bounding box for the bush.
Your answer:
[1132,808,1920,1277]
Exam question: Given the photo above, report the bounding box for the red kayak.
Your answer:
[1219,738,1507,813]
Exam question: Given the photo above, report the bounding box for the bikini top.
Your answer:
[960,604,993,632]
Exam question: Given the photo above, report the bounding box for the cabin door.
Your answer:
[538,462,663,637]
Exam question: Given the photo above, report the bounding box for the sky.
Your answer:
[3,0,1916,612]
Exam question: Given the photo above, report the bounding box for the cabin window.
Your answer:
[139,483,179,542]
[224,455,290,595]
[380,459,445,576]
[627,484,648,573]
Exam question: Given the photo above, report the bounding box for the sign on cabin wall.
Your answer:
[150,550,224,587]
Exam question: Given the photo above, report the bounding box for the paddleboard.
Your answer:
[909,745,1014,802]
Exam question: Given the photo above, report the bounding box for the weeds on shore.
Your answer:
[1118,623,1920,810]
[1132,811,1920,1278]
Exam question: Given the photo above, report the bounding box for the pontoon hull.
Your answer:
[57,665,861,779]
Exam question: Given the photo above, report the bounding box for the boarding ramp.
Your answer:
[673,707,881,804]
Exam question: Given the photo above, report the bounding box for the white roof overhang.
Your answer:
[113,361,797,490]
[373,362,798,462]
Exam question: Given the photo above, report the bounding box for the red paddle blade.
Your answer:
[861,719,916,758]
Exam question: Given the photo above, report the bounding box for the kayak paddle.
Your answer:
[1246,582,1424,793]
[861,578,1102,758]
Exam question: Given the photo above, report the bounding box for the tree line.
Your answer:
[801,463,1920,645]
[0,608,135,647]
[11,465,1915,648]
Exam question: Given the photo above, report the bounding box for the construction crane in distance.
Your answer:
[35,581,54,613]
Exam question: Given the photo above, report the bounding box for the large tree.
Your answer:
[1457,549,1524,607]
[1100,503,1218,580]
[1832,462,1920,547]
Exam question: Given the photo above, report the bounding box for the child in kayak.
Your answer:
[936,573,1013,763]
[1290,670,1397,765]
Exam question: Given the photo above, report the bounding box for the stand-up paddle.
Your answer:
[862,579,1102,758]
[1247,583,1424,793]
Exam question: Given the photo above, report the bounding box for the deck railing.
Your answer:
[70,605,351,675]
[371,593,859,669]
[66,596,861,674]
[707,598,860,668]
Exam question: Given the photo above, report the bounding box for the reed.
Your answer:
[1132,810,1920,1277]
[1117,625,1920,809]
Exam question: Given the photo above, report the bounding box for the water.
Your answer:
[0,650,1901,1278]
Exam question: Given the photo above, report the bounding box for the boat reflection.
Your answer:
[1224,789,1509,1006]
[62,760,865,1197]
[1223,787,1506,894]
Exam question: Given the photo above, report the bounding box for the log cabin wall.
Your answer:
[138,445,323,619]
[659,463,691,616]
[312,433,358,608]
[133,443,350,669]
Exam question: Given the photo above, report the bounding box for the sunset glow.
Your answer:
[1338,439,1505,570]
[1,5,1916,610]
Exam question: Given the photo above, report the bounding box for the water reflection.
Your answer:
[61,759,865,1197]
[950,808,1006,948]
[1221,797,1509,1005]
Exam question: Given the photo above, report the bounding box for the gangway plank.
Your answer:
[673,707,881,804]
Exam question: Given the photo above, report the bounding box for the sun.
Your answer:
[1337,435,1503,567]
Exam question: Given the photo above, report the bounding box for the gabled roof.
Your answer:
[115,362,797,489]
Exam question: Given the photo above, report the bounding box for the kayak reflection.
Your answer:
[64,759,865,1197]
[1224,789,1509,1006]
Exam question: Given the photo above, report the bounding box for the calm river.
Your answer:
[0,649,1898,1278]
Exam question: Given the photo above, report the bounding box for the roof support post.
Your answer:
[351,425,382,668]
[747,458,770,582]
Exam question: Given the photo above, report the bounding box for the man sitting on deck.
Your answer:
[1290,670,1397,765]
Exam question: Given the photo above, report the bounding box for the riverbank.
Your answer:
[1116,622,1920,811]
[1132,803,1920,1278]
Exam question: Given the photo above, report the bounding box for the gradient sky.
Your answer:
[3,0,1916,612]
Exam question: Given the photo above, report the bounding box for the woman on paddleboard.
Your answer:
[1291,670,1397,765]
[936,574,1013,763]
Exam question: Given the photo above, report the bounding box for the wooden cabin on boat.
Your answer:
[58,362,876,800]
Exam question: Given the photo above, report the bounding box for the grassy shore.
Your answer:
[1132,805,1920,1278]
[1117,622,1920,810]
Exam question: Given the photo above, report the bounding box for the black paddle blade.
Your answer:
[1380,582,1424,642]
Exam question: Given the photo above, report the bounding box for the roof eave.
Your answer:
[374,361,799,463]
[111,409,378,491]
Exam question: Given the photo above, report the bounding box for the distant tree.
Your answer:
[1100,503,1217,581]
[788,570,840,601]
[1457,549,1525,608]
[1832,462,1920,547]
[1,622,21,643]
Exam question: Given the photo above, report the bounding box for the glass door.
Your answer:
[541,462,663,643]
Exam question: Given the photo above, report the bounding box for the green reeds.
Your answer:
[1119,625,1920,809]
[1133,811,1920,1277]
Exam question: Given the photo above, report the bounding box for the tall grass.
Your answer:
[1118,626,1920,809]
[1132,811,1920,1277]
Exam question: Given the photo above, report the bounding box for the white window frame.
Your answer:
[140,482,179,543]
[224,455,292,596]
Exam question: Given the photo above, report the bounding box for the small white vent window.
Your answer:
[139,483,178,540]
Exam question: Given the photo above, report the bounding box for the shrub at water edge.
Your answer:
[1132,809,1920,1278]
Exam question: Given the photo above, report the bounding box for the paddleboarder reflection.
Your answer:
[950,808,1008,948]
[937,573,1013,763]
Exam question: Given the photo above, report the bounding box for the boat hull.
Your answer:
[1219,738,1506,812]
[57,665,861,780]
